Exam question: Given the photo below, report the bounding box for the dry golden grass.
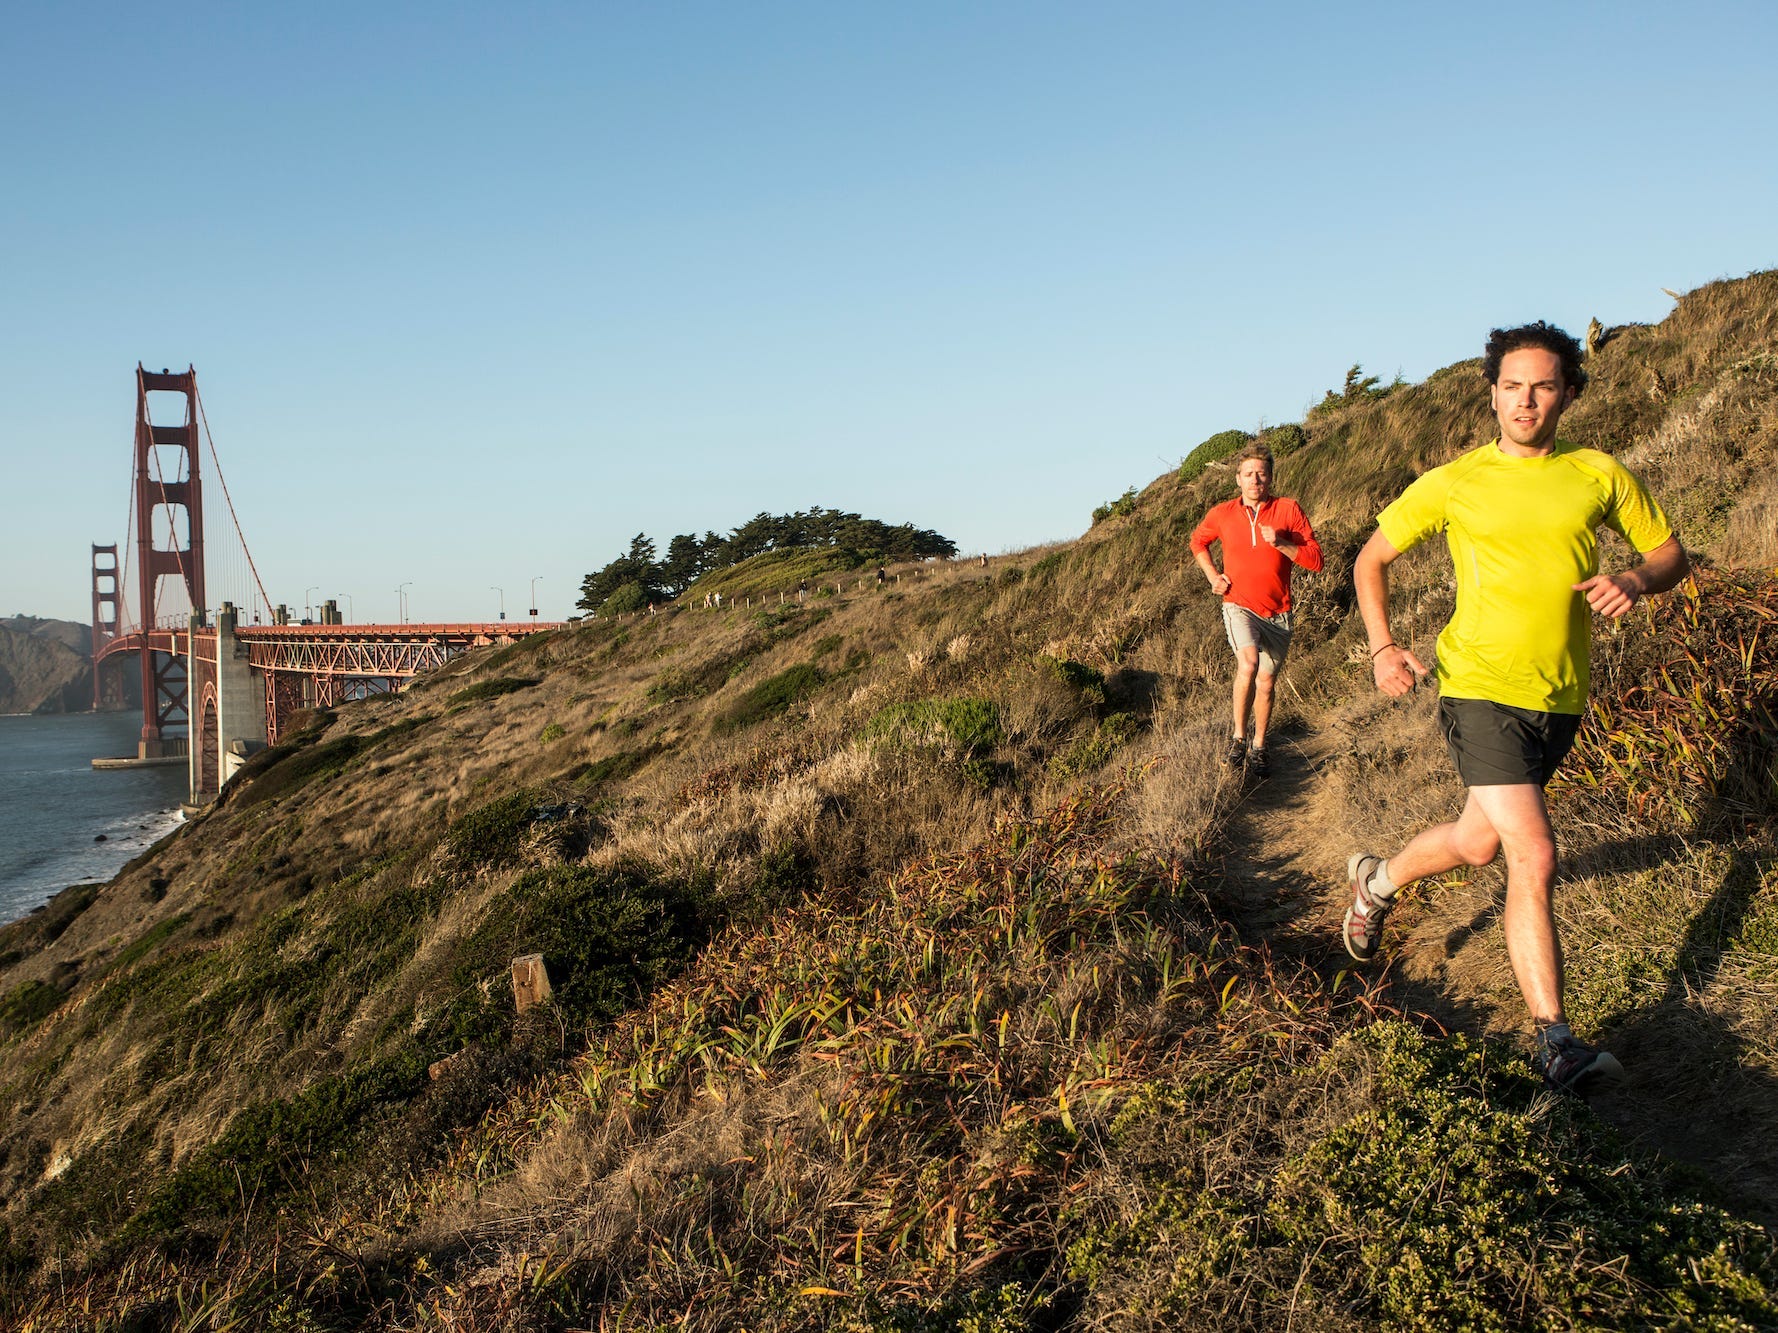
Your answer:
[1123,705,1243,865]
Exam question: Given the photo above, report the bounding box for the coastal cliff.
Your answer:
[0,619,92,716]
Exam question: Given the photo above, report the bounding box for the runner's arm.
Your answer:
[1573,534,1689,619]
[1189,510,1233,595]
[1193,546,1232,596]
[1355,529,1428,697]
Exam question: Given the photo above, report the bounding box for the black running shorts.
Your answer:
[1436,697,1581,788]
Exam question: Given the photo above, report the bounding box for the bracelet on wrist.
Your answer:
[1370,643,1397,659]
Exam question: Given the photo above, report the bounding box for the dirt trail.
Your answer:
[1208,721,1352,957]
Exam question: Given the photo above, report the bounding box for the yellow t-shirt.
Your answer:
[1377,439,1673,714]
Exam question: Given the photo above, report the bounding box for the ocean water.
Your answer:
[0,712,187,926]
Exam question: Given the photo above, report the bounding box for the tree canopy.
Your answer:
[577,508,956,614]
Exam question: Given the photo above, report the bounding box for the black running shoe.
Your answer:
[1225,736,1248,769]
[1535,1034,1625,1099]
[1248,747,1270,778]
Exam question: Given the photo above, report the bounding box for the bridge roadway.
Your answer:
[94,614,561,803]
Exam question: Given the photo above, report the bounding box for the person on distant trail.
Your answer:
[1344,320,1689,1099]
[1190,441,1323,778]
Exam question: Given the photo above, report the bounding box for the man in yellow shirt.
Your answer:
[1344,321,1688,1098]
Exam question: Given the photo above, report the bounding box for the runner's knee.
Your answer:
[1501,835,1557,885]
[1454,825,1500,866]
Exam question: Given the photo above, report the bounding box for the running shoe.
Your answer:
[1225,736,1248,768]
[1247,747,1270,778]
[1342,853,1390,963]
[1534,1033,1625,1099]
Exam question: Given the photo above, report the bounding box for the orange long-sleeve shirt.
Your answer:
[1189,496,1322,617]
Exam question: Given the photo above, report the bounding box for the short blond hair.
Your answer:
[1233,441,1274,475]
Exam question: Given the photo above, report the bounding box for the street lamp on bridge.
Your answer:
[304,586,320,623]
[396,582,412,624]
[530,575,542,619]
[490,586,505,620]
[336,593,353,623]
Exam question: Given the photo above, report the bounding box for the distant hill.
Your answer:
[0,618,92,714]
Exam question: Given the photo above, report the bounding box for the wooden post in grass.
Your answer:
[512,954,552,1012]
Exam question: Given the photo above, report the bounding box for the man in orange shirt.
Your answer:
[1190,441,1322,776]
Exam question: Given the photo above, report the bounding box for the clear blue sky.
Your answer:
[4,2,1774,625]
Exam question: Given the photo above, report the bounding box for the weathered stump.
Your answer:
[512,953,553,1013]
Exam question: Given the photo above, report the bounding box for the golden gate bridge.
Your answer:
[91,366,557,803]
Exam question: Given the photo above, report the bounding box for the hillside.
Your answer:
[0,619,93,715]
[1,274,1775,1329]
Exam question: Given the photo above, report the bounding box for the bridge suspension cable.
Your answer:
[117,457,137,634]
[195,385,272,621]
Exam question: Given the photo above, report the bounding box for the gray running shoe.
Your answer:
[1535,1034,1625,1099]
[1225,736,1248,768]
[1342,853,1389,963]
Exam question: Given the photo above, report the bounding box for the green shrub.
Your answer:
[477,632,552,673]
[1308,364,1405,419]
[1040,655,1106,704]
[750,604,830,645]
[120,1051,429,1249]
[858,1281,1053,1332]
[441,790,542,874]
[443,862,713,1032]
[446,676,540,707]
[539,722,566,744]
[868,698,1004,757]
[602,581,647,616]
[235,733,365,807]
[0,980,64,1039]
[1262,422,1309,455]
[1178,429,1253,484]
[748,845,819,914]
[646,668,698,704]
[714,663,825,733]
[960,756,1014,790]
[565,747,657,791]
[1048,712,1137,778]
[1091,487,1139,525]
[1068,1024,1778,1328]
[1267,1024,1778,1328]
[108,914,191,971]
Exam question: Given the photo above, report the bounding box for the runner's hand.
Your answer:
[1259,523,1278,545]
[1574,572,1639,619]
[1373,645,1428,697]
[1209,572,1232,596]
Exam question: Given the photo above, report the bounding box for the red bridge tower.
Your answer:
[134,365,207,757]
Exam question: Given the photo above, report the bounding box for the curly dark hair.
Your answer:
[1482,321,1587,395]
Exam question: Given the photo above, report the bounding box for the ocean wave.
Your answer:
[0,807,186,925]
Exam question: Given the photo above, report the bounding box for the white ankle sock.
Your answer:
[1366,860,1400,902]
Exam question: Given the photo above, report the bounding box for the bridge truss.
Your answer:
[239,623,555,742]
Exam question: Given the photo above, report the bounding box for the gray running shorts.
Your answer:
[1437,697,1581,788]
[1221,603,1292,675]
